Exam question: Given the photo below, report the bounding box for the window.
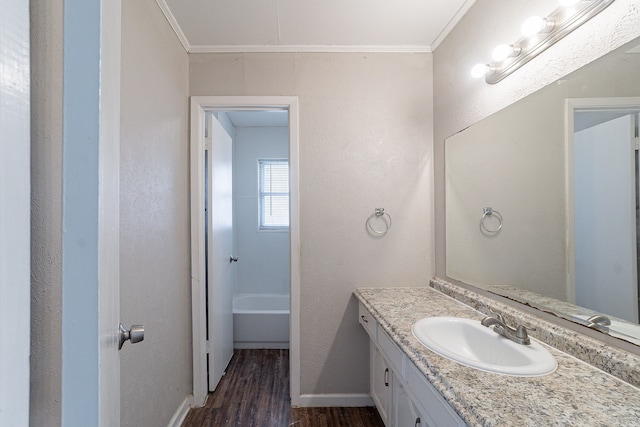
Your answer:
[258,159,289,230]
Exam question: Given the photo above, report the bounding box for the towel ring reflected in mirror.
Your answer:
[480,207,503,235]
[366,208,392,235]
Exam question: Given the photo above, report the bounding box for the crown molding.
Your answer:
[155,0,190,52]
[431,0,477,51]
[187,44,432,54]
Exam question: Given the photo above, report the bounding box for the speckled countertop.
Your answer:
[354,286,640,426]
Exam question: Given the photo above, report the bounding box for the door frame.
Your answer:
[190,96,301,406]
[565,97,640,303]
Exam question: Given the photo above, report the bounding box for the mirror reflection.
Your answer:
[445,35,640,346]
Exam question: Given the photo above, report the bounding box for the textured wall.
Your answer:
[29,0,63,424]
[190,52,433,396]
[120,1,191,426]
[234,126,290,296]
[434,0,640,277]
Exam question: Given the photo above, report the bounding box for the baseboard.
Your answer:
[296,393,374,407]
[167,395,193,427]
[234,342,290,349]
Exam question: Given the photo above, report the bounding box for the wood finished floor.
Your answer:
[182,349,385,427]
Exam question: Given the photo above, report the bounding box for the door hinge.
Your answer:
[205,137,212,150]
[206,340,213,353]
[635,136,639,151]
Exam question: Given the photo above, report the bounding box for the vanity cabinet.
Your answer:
[394,380,425,427]
[371,345,392,424]
[358,303,466,427]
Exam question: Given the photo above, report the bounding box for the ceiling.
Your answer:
[158,0,475,53]
[225,111,288,127]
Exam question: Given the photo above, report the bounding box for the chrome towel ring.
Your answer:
[367,208,392,235]
[480,207,503,234]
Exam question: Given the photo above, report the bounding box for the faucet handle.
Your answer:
[515,325,531,345]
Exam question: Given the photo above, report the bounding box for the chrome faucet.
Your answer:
[481,312,530,345]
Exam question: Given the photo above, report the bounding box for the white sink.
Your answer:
[412,317,557,377]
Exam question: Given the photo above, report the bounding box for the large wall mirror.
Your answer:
[445,35,640,346]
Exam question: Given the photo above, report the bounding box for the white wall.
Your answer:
[234,126,290,296]
[120,1,191,426]
[434,0,640,277]
[190,52,434,397]
[1,0,31,424]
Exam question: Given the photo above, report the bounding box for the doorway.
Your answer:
[567,98,640,323]
[190,96,301,406]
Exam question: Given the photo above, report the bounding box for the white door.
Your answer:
[574,114,638,323]
[61,1,122,424]
[207,115,235,391]
[0,0,30,425]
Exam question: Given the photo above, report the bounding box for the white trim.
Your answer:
[155,0,190,52]
[431,0,477,51]
[564,97,640,303]
[296,394,375,408]
[190,96,301,407]
[187,44,431,54]
[98,0,122,424]
[166,396,194,427]
[190,98,208,406]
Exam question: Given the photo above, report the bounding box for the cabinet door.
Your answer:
[371,342,392,425]
[394,381,425,427]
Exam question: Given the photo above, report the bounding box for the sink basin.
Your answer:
[412,317,557,377]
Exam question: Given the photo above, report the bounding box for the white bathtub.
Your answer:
[233,294,290,349]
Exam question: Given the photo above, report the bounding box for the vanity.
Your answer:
[354,281,640,426]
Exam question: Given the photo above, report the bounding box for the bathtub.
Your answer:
[233,294,290,349]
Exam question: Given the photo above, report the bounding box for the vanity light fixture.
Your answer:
[470,63,493,78]
[471,0,615,84]
[492,44,522,62]
[520,16,555,37]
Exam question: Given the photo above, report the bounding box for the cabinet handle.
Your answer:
[384,368,389,386]
[360,315,368,323]
[415,417,421,427]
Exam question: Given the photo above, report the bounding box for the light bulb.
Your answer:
[559,0,580,6]
[492,44,520,62]
[521,16,553,36]
[470,63,490,79]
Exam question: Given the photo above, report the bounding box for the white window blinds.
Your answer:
[259,159,289,229]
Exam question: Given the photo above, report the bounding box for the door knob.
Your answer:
[229,256,238,263]
[119,323,145,350]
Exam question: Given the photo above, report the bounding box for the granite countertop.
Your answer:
[354,286,640,426]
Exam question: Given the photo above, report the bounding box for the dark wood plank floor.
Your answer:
[182,349,385,427]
